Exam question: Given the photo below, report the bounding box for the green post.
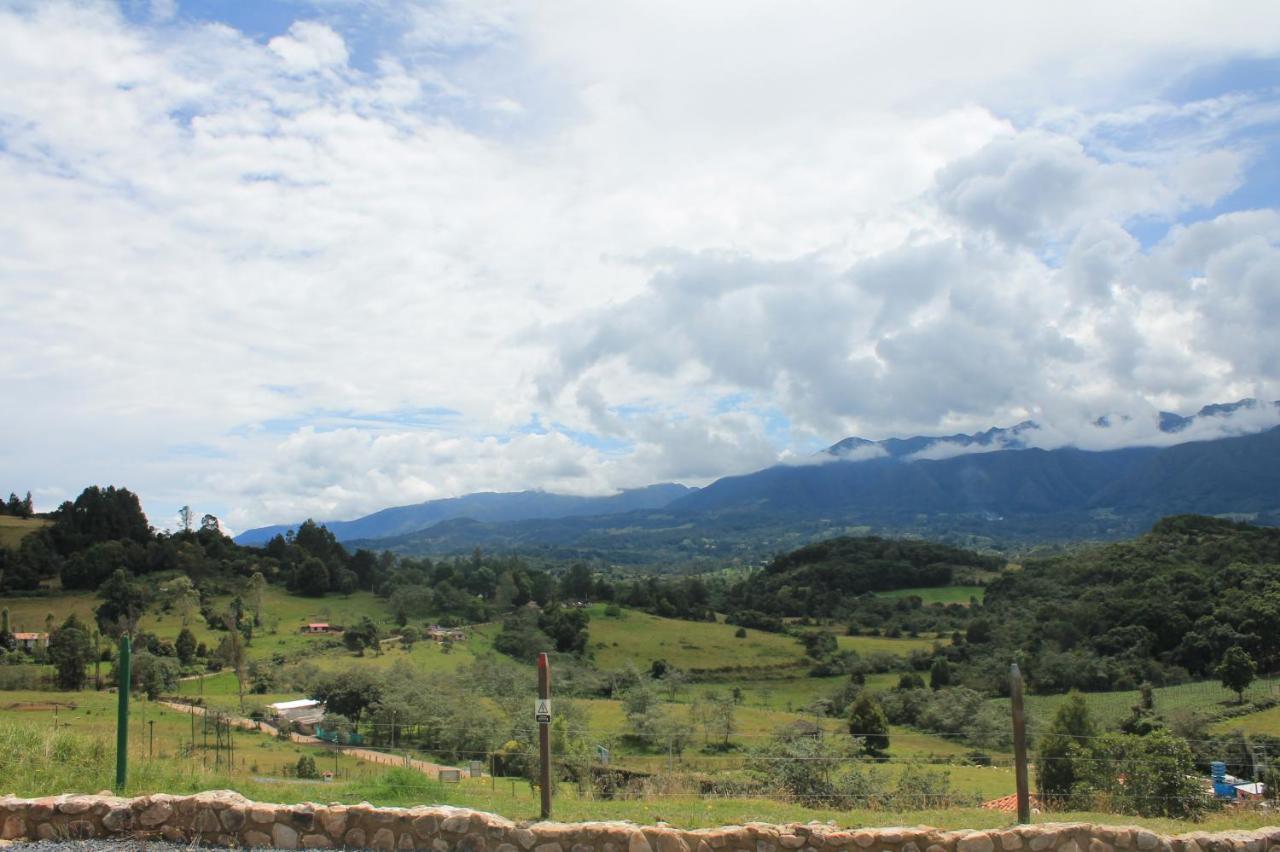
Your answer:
[115,634,131,791]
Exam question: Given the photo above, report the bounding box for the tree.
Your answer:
[132,651,179,698]
[1217,646,1257,703]
[244,571,268,626]
[95,569,148,637]
[291,557,330,597]
[929,658,952,690]
[848,692,889,755]
[1120,682,1164,736]
[311,668,384,725]
[621,677,667,747]
[709,692,737,745]
[343,617,382,656]
[200,513,220,533]
[159,576,200,627]
[175,628,197,666]
[46,614,93,690]
[1036,691,1096,803]
[296,755,319,779]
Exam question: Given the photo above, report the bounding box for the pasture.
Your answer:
[0,515,48,549]
[874,585,986,606]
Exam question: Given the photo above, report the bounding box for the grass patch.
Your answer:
[0,516,49,549]
[874,586,985,606]
[585,606,804,673]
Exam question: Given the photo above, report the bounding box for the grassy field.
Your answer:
[1,719,1271,833]
[0,587,399,661]
[1003,677,1280,730]
[1211,703,1280,736]
[834,634,942,656]
[0,515,48,549]
[586,606,804,672]
[874,586,986,606]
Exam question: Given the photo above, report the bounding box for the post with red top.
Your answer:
[537,652,552,819]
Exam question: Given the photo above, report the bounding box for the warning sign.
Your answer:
[534,699,552,724]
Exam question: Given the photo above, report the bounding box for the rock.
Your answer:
[221,807,247,832]
[497,844,520,852]
[1001,836,1023,851]
[758,840,778,852]
[102,808,132,831]
[434,840,451,852]
[302,833,335,849]
[514,829,539,850]
[58,798,93,815]
[371,827,398,849]
[273,822,300,850]
[139,800,174,826]
[161,826,186,843]
[194,809,222,835]
[251,804,277,824]
[35,824,57,842]
[67,820,96,839]
[1091,841,1114,852]
[460,834,488,852]
[413,814,440,838]
[854,834,877,850]
[631,833,655,852]
[958,835,994,852]
[400,833,418,850]
[444,815,472,833]
[537,843,565,852]
[1061,842,1081,852]
[1029,836,1056,852]
[659,834,690,852]
[1,817,25,841]
[782,837,806,850]
[243,829,273,848]
[344,828,368,848]
[1135,835,1159,852]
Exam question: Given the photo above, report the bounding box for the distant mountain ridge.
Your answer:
[352,425,1280,563]
[234,483,694,545]
[825,398,1280,461]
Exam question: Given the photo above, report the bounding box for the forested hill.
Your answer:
[725,536,1001,616]
[972,515,1280,691]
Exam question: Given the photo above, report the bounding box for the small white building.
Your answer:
[268,698,326,734]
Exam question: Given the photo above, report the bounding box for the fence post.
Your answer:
[1010,662,1031,823]
[115,634,131,791]
[537,652,552,820]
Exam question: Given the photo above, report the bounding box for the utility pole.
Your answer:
[536,652,552,820]
[115,634,131,792]
[1010,663,1031,824]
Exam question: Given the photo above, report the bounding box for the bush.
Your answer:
[296,755,319,779]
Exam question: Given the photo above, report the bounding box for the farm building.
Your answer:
[13,632,48,652]
[268,698,325,734]
[426,625,466,642]
[301,623,338,634]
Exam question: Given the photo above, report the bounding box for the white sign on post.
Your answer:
[534,699,552,724]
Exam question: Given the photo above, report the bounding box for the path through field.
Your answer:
[156,700,466,779]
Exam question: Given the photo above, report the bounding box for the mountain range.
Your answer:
[235,400,1280,562]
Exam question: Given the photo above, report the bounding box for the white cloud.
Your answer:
[1,1,1278,527]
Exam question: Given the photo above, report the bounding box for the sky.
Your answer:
[2,0,1279,533]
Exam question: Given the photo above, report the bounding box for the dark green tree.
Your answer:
[848,692,890,755]
[1036,691,1096,803]
[929,658,952,690]
[46,614,93,690]
[95,569,148,637]
[1217,646,1257,703]
[175,627,197,666]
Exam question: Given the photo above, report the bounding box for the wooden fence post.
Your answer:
[1011,662,1031,823]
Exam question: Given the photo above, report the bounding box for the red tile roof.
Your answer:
[981,794,1041,812]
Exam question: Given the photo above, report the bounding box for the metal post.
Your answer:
[537,652,552,820]
[149,720,155,759]
[1010,662,1031,824]
[115,634,131,791]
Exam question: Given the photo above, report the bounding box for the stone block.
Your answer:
[344,828,368,848]
[193,809,221,835]
[243,829,273,848]
[958,834,994,852]
[372,827,398,850]
[413,814,440,838]
[250,804,277,824]
[444,815,473,834]
[58,798,93,815]
[273,821,300,850]
[631,832,655,852]
[781,837,805,850]
[102,808,131,832]
[1001,835,1023,851]
[854,834,877,849]
[537,843,565,852]
[138,801,173,826]
[1,817,26,841]
[67,819,96,839]
[220,806,247,832]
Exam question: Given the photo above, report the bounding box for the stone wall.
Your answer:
[0,792,1277,852]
